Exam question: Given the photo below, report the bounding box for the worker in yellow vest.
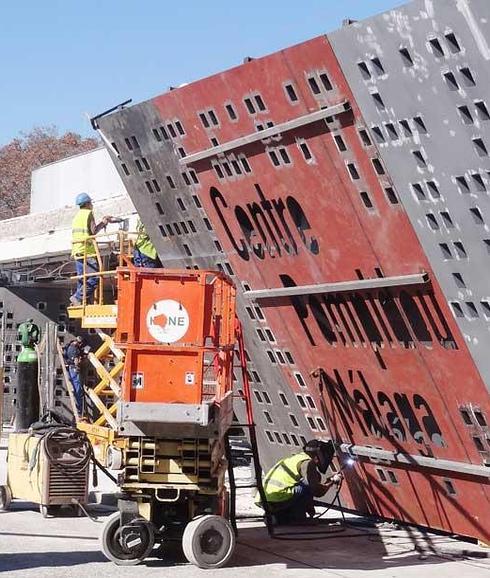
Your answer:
[256,439,342,524]
[133,218,160,268]
[70,193,112,306]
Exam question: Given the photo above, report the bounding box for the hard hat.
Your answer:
[75,192,92,206]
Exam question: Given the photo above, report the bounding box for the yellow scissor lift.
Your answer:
[65,231,250,568]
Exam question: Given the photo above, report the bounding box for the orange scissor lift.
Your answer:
[67,232,259,568]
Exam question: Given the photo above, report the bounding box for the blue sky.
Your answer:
[0,0,403,146]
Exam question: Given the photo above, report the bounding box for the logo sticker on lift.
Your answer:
[131,372,144,389]
[146,299,190,343]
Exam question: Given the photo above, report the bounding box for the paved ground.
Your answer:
[1,433,489,577]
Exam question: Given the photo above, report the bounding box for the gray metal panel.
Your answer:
[330,0,490,387]
[97,105,313,469]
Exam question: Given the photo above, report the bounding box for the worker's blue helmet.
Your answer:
[75,192,92,206]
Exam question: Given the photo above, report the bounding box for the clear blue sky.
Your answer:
[0,0,404,146]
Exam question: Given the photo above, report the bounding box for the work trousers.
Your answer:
[68,365,84,415]
[133,248,158,268]
[74,258,99,302]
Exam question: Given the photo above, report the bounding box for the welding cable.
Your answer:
[41,426,93,475]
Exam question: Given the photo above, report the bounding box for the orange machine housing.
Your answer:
[115,268,236,406]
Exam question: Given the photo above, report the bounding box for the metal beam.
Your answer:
[339,443,490,479]
[180,101,351,165]
[244,272,430,300]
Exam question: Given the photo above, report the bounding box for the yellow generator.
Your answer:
[0,427,91,517]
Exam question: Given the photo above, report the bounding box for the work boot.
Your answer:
[69,295,81,306]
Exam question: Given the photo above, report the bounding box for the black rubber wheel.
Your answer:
[100,512,155,566]
[0,485,12,511]
[182,515,235,569]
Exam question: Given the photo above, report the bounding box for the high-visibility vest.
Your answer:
[135,219,158,260]
[71,208,96,258]
[258,452,310,504]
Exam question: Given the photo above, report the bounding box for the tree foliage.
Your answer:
[0,126,99,220]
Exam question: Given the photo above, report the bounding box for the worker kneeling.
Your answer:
[256,439,342,525]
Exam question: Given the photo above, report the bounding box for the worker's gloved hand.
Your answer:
[331,473,343,485]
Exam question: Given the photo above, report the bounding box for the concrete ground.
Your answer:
[1,432,489,577]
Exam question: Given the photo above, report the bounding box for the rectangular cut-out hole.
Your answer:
[307,417,317,430]
[471,173,486,191]
[474,410,487,426]
[481,301,490,317]
[121,163,130,176]
[213,164,224,179]
[208,109,219,126]
[473,436,485,452]
[399,119,413,136]
[371,126,385,143]
[294,372,306,387]
[175,120,185,136]
[359,128,372,146]
[152,179,161,192]
[473,138,488,156]
[376,468,387,482]
[268,150,280,167]
[239,155,252,173]
[181,172,191,186]
[135,159,143,172]
[263,411,273,424]
[284,83,298,102]
[372,158,385,174]
[347,163,360,180]
[443,479,457,496]
[244,97,256,114]
[317,417,327,431]
[443,71,459,90]
[372,92,385,109]
[299,142,312,161]
[399,47,413,66]
[289,413,299,426]
[470,207,484,224]
[457,105,473,124]
[225,103,237,120]
[152,128,162,142]
[387,471,398,484]
[445,32,461,53]
[183,244,192,257]
[222,162,233,177]
[412,183,426,201]
[360,191,374,209]
[450,302,464,317]
[214,240,223,253]
[426,180,440,198]
[141,157,150,170]
[413,116,427,133]
[155,202,164,215]
[440,211,454,228]
[130,136,139,149]
[187,220,197,233]
[285,351,295,364]
[158,225,167,238]
[426,214,439,229]
[199,112,210,128]
[371,57,385,75]
[174,223,182,235]
[385,123,398,139]
[453,241,467,258]
[334,134,347,151]
[357,61,371,79]
[320,72,333,90]
[165,224,174,237]
[429,37,445,57]
[475,100,490,120]
[412,150,427,167]
[279,147,291,164]
[385,187,398,204]
[210,137,219,147]
[203,217,212,231]
[308,76,321,95]
[178,147,186,158]
[160,126,169,140]
[177,198,186,211]
[167,124,177,138]
[254,94,266,111]
[145,180,154,193]
[455,175,470,193]
[231,160,242,175]
[452,272,465,288]
[189,170,199,185]
[305,395,316,409]
[460,408,473,425]
[460,67,476,86]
